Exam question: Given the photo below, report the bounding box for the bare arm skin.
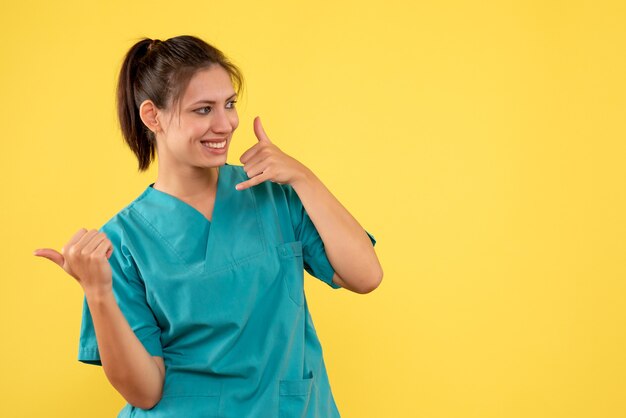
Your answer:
[291,168,383,293]
[86,288,165,409]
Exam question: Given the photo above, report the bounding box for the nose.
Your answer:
[211,108,235,134]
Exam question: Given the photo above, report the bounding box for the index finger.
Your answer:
[61,228,89,255]
[239,142,262,164]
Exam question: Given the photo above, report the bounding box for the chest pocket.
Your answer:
[277,241,305,306]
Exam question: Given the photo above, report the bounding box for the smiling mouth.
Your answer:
[200,140,227,149]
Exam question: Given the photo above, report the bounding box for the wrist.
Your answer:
[290,166,316,191]
[84,286,115,305]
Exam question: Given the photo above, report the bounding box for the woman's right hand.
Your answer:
[34,228,114,295]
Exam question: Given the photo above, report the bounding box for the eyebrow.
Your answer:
[190,93,238,106]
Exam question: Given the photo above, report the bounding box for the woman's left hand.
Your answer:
[236,116,310,191]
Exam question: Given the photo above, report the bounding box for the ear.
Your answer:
[139,99,164,134]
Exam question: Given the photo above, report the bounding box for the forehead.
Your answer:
[182,65,235,104]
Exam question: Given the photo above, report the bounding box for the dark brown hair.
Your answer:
[116,35,244,171]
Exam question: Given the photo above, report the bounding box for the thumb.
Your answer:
[253,116,271,143]
[33,248,65,269]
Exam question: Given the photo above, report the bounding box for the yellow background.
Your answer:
[2,0,625,417]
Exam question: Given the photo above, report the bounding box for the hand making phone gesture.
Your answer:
[236,116,312,191]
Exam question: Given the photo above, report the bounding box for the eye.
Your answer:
[195,106,211,115]
[226,100,237,109]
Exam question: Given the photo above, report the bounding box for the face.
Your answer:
[154,65,239,171]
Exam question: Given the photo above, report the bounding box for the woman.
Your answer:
[34,35,382,417]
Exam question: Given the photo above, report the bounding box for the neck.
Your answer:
[153,165,220,200]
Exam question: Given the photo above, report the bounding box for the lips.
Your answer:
[199,136,228,153]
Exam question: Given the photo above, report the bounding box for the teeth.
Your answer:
[202,140,226,149]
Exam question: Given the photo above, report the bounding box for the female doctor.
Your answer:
[34,35,382,417]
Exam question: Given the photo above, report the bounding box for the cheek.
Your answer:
[230,114,239,131]
[186,122,206,138]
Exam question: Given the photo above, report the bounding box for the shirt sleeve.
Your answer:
[77,220,163,365]
[284,184,377,289]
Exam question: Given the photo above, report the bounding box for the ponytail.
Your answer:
[116,38,155,171]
